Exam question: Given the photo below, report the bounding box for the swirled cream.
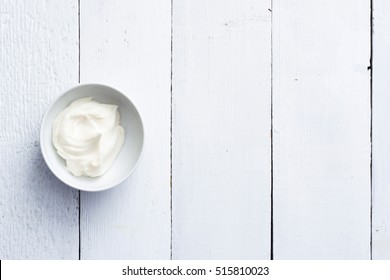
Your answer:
[52,97,125,177]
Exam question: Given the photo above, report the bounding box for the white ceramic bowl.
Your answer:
[40,84,144,192]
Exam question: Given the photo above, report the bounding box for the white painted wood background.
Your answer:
[0,0,388,260]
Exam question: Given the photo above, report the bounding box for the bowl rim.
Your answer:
[40,83,145,192]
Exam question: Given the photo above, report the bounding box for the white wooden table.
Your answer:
[0,0,389,260]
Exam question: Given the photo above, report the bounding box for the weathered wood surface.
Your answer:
[79,0,172,259]
[2,0,389,260]
[0,0,79,259]
[172,0,272,259]
[273,0,371,259]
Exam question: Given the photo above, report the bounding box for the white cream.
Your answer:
[52,97,125,177]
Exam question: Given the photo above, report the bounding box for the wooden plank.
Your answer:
[172,0,272,259]
[372,0,390,260]
[79,0,171,259]
[0,0,79,259]
[273,0,371,259]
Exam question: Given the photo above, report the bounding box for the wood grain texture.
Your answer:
[79,0,171,259]
[372,0,390,260]
[172,0,272,259]
[0,0,79,259]
[273,0,371,259]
